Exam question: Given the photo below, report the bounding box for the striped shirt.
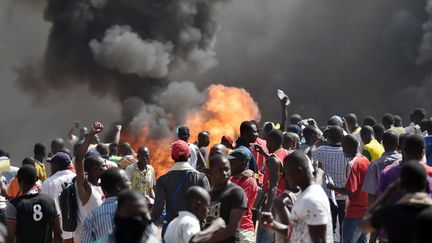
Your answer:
[312,145,349,200]
[80,197,118,243]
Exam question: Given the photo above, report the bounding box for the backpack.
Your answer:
[59,177,78,232]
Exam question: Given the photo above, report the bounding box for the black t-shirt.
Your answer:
[371,204,432,243]
[208,182,247,243]
[6,192,60,243]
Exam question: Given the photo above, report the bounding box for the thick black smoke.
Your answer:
[200,0,432,124]
[14,0,225,137]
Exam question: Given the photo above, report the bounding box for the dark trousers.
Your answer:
[330,199,345,237]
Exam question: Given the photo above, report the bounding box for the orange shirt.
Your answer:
[7,177,42,199]
[7,177,20,199]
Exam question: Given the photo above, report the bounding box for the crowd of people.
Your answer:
[2,100,432,243]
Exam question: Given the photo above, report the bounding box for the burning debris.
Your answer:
[123,84,261,176]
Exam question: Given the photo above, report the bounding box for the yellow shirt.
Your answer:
[33,160,47,182]
[362,139,384,162]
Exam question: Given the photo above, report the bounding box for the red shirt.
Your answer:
[345,155,370,218]
[263,148,290,196]
[252,138,268,185]
[230,176,258,232]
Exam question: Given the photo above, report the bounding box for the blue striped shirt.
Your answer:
[312,145,349,200]
[80,197,117,243]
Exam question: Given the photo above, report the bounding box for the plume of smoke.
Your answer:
[383,10,422,62]
[126,81,205,138]
[14,0,225,103]
[90,25,173,79]
[417,0,432,64]
[11,0,227,138]
[153,81,205,122]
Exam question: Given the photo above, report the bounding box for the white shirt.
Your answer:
[73,182,104,240]
[405,123,422,135]
[41,169,76,239]
[164,211,201,243]
[290,184,333,243]
[188,144,199,169]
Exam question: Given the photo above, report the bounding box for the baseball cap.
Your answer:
[47,152,71,167]
[171,140,191,160]
[227,149,249,162]
[177,126,190,140]
[221,135,234,144]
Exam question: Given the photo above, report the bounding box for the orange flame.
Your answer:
[122,84,261,177]
[185,84,261,147]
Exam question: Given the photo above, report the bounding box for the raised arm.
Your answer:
[68,121,80,142]
[113,125,122,144]
[75,122,103,205]
[280,97,289,132]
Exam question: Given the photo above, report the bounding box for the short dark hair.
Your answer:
[382,113,395,126]
[96,143,109,156]
[420,119,432,134]
[363,116,377,127]
[209,154,228,169]
[413,108,426,118]
[394,115,403,127]
[373,123,385,138]
[34,143,46,156]
[119,143,133,155]
[284,151,311,173]
[326,126,344,143]
[360,125,374,136]
[342,135,359,151]
[84,156,103,172]
[240,121,254,135]
[345,113,358,127]
[267,130,284,147]
[101,168,125,194]
[0,149,9,157]
[22,157,35,166]
[17,165,37,186]
[382,131,399,151]
[117,190,145,208]
[303,126,317,139]
[404,135,425,159]
[185,186,209,207]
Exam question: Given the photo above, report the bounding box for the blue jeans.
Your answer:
[256,224,275,243]
[342,218,368,243]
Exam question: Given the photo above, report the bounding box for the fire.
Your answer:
[122,84,261,177]
[121,127,174,178]
[185,84,261,147]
